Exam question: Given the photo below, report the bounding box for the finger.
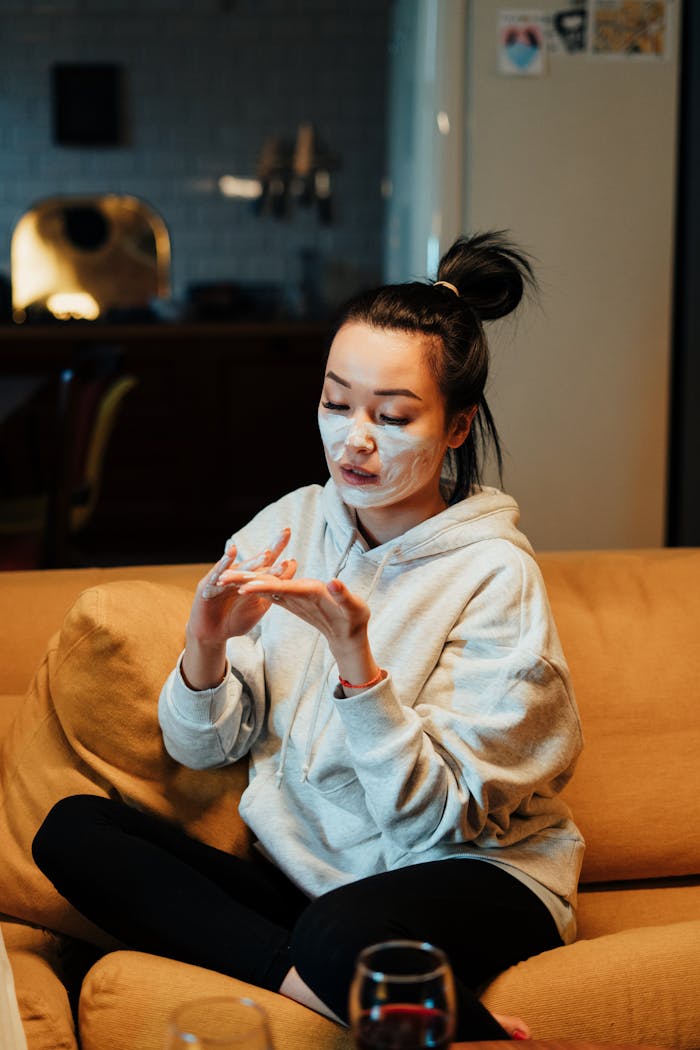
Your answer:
[234,565,293,601]
[214,548,236,573]
[279,558,297,580]
[326,579,363,610]
[238,528,291,572]
[269,527,291,558]
[215,561,294,589]
[238,576,320,599]
[238,550,272,572]
[270,558,297,580]
[237,579,280,596]
[202,549,236,590]
[326,578,346,601]
[214,569,259,587]
[201,578,239,601]
[257,527,292,570]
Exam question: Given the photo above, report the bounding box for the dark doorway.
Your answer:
[668,1,700,544]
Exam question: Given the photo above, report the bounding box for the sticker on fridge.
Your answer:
[587,0,673,59]
[498,10,548,76]
[551,7,588,54]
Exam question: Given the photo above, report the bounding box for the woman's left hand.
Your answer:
[220,571,367,649]
[218,570,379,684]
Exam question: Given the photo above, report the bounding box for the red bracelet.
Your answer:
[338,668,385,690]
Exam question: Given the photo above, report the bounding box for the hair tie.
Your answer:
[434,280,459,297]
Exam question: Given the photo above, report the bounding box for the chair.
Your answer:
[0,346,138,570]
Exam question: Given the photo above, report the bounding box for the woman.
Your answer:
[33,232,584,1042]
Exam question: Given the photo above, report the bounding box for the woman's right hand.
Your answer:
[181,528,294,690]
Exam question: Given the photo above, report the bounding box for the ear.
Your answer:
[447,405,478,449]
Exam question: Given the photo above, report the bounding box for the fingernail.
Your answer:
[512,1030,529,1040]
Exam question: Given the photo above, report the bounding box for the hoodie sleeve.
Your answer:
[331,547,583,854]
[157,491,314,769]
[158,634,267,769]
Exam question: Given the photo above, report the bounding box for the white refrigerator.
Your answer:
[385,0,681,551]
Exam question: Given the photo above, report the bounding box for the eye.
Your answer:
[321,400,348,412]
[380,414,410,426]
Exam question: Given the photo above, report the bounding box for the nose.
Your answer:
[346,419,376,452]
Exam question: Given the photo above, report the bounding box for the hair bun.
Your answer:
[436,230,536,321]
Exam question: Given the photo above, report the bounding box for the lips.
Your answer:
[340,463,378,486]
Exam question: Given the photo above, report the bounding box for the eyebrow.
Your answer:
[325,370,423,401]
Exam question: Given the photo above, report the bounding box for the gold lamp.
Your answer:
[10,193,170,322]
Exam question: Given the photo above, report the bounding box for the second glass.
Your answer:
[164,995,274,1050]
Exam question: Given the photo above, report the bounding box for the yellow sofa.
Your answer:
[1,550,699,1050]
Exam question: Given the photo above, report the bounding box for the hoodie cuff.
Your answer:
[171,650,231,725]
[332,672,407,737]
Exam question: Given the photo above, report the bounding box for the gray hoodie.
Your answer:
[159,481,584,942]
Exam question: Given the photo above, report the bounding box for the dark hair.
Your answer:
[330,231,537,501]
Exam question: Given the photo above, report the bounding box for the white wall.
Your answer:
[464,0,681,550]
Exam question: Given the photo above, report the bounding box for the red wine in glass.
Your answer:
[349,941,456,1050]
[354,1003,452,1050]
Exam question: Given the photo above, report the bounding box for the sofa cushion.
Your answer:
[481,918,700,1049]
[79,950,351,1050]
[539,548,700,883]
[0,581,250,942]
[0,565,206,698]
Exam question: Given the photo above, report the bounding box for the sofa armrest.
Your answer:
[1,920,77,1050]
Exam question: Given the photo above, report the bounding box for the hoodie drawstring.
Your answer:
[365,544,398,604]
[297,542,399,784]
[276,530,357,788]
[275,634,320,787]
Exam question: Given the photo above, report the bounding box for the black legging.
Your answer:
[32,795,562,1041]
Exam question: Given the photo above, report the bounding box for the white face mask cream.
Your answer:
[317,411,445,509]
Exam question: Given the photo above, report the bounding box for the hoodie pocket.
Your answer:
[302,709,369,814]
[304,767,368,815]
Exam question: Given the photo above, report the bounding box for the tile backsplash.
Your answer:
[0,0,392,315]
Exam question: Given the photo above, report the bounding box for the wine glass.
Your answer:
[164,995,274,1050]
[348,940,456,1050]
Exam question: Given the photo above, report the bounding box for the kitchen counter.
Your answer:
[0,318,329,340]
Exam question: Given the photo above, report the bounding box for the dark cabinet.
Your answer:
[0,322,330,564]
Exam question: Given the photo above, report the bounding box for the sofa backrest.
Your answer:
[1,547,698,933]
[539,548,700,884]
